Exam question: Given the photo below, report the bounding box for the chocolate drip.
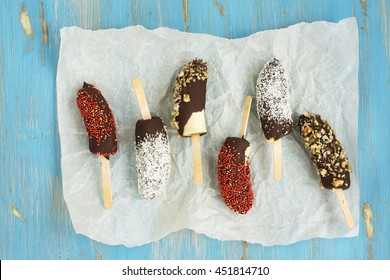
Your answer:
[260,118,292,141]
[171,59,208,136]
[176,79,206,136]
[76,82,118,159]
[135,116,167,145]
[223,137,250,167]
[298,113,352,190]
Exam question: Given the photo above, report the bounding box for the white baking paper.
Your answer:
[57,18,359,247]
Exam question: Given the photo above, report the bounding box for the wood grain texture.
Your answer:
[0,0,389,260]
[191,133,203,185]
[100,156,113,209]
[132,78,152,120]
[239,96,252,138]
[273,139,282,181]
[335,189,355,229]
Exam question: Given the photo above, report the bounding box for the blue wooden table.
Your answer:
[0,0,388,260]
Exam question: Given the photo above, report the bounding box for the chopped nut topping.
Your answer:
[332,178,344,188]
[171,59,208,130]
[297,113,352,190]
[303,125,312,136]
[183,94,191,102]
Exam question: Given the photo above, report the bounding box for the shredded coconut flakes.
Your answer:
[256,58,292,123]
[135,132,171,199]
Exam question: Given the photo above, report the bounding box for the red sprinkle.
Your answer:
[217,145,254,214]
[76,83,117,158]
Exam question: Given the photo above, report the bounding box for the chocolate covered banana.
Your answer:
[171,59,208,136]
[76,82,117,208]
[77,82,118,158]
[135,117,171,199]
[218,137,253,214]
[132,78,171,199]
[171,59,208,184]
[217,96,254,214]
[256,58,292,180]
[297,112,354,227]
[298,112,352,190]
[256,57,293,141]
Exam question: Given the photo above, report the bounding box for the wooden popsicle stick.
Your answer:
[191,134,203,185]
[273,139,282,181]
[100,156,112,209]
[132,78,151,120]
[239,96,252,138]
[334,188,355,228]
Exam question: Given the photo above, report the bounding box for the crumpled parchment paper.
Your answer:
[57,18,359,247]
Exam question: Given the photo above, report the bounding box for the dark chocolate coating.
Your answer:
[320,172,351,191]
[223,137,250,183]
[135,116,167,145]
[76,82,118,159]
[177,79,207,136]
[260,117,293,141]
[172,59,208,136]
[298,113,351,190]
[256,58,293,141]
[224,137,250,167]
[218,136,253,214]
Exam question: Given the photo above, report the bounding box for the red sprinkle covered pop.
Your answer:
[217,96,254,214]
[77,82,118,158]
[76,82,118,208]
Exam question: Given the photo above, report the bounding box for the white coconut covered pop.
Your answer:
[256,57,293,141]
[256,58,292,180]
[135,117,171,199]
[133,79,171,199]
